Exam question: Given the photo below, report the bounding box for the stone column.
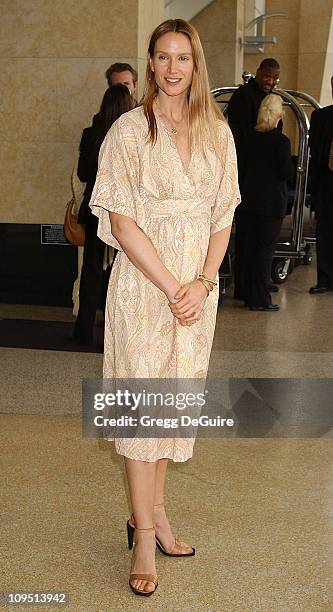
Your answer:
[191,0,245,87]
[298,0,333,105]
[137,0,165,96]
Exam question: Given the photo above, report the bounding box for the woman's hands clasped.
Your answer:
[168,280,208,326]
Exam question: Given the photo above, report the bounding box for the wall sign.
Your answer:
[40,224,70,245]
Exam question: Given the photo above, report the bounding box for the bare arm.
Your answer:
[170,225,232,323]
[170,122,239,324]
[110,212,181,302]
[202,225,232,279]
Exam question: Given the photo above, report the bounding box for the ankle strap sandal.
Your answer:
[129,526,158,597]
[127,508,195,557]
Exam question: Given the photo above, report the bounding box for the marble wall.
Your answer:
[192,0,332,99]
[320,13,333,107]
[191,0,244,88]
[2,1,333,224]
[137,0,164,95]
[243,0,333,105]
[298,0,333,106]
[243,0,300,90]
[0,0,151,224]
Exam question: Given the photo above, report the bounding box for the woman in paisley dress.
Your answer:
[90,19,240,596]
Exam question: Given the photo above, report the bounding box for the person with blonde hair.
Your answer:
[89,18,240,595]
[256,92,284,132]
[239,93,293,311]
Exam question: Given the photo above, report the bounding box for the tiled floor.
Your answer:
[1,259,333,611]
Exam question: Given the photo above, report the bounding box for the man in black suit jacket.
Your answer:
[228,58,281,300]
[309,77,333,294]
[228,59,281,178]
[105,62,137,97]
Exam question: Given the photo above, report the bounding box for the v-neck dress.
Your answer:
[90,105,240,462]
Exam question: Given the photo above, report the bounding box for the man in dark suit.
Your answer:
[309,76,333,294]
[91,63,138,130]
[228,58,281,300]
[105,62,137,99]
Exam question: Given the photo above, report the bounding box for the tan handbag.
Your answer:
[64,164,86,246]
[64,196,86,246]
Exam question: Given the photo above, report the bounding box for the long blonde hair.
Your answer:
[256,94,283,132]
[141,19,224,152]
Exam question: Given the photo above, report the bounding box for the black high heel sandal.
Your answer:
[127,504,195,557]
[127,517,135,550]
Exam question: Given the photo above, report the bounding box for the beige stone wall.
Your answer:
[137,0,164,96]
[193,0,332,98]
[0,0,163,224]
[244,0,333,104]
[3,1,333,224]
[243,0,301,90]
[298,0,333,105]
[191,0,244,88]
[242,1,333,148]
[321,13,333,107]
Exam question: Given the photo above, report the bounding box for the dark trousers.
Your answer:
[245,214,282,308]
[74,221,111,344]
[233,204,249,299]
[316,198,333,288]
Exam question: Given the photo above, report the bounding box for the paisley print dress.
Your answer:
[90,106,240,462]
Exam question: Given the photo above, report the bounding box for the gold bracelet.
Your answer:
[197,277,210,296]
[198,274,217,291]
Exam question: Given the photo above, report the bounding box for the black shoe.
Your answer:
[249,304,280,311]
[309,285,332,294]
[268,284,279,293]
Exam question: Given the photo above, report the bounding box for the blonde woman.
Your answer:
[240,94,294,311]
[89,19,240,596]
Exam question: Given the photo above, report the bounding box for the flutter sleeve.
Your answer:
[89,115,142,251]
[210,121,241,235]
